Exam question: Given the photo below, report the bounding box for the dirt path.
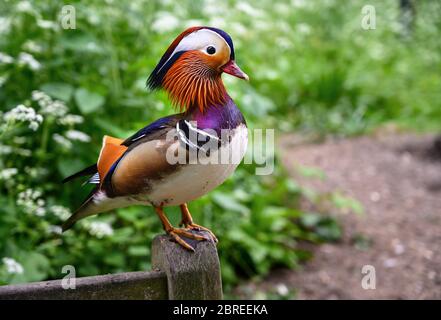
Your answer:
[239,132,441,299]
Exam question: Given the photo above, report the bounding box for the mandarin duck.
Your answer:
[62,27,249,251]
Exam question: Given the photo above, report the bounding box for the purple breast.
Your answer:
[190,96,246,134]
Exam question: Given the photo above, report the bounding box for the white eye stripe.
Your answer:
[175,29,230,54]
[158,29,231,74]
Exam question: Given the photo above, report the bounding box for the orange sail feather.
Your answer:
[97,135,128,183]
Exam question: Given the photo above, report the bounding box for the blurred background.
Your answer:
[0,0,440,299]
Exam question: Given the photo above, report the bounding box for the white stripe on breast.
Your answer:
[144,124,248,206]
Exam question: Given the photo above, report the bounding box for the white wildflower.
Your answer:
[291,0,307,8]
[2,257,24,274]
[16,1,33,13]
[19,188,41,200]
[274,3,291,15]
[65,130,90,142]
[17,188,46,216]
[22,40,43,53]
[203,0,227,16]
[58,114,84,126]
[18,52,41,71]
[87,12,100,25]
[50,205,71,220]
[0,52,14,64]
[254,19,271,32]
[32,91,68,117]
[34,207,46,216]
[37,19,58,30]
[0,17,11,34]
[86,42,99,52]
[40,100,68,118]
[0,144,13,155]
[16,148,32,157]
[25,166,48,178]
[13,136,27,144]
[0,168,18,180]
[152,12,180,33]
[297,23,311,35]
[231,23,247,37]
[87,221,114,238]
[275,283,289,296]
[236,2,263,18]
[32,90,50,102]
[53,133,72,149]
[47,225,62,235]
[4,104,43,131]
[43,101,67,117]
[28,121,39,131]
[208,17,227,29]
[0,75,7,87]
[30,119,42,131]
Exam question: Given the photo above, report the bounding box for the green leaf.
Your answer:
[40,82,74,101]
[104,253,125,266]
[300,213,322,227]
[295,165,326,180]
[94,118,129,137]
[316,218,341,242]
[128,246,149,257]
[331,192,364,215]
[58,158,86,177]
[75,88,105,114]
[211,192,250,215]
[59,34,102,53]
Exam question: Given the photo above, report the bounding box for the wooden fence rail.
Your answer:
[0,232,222,300]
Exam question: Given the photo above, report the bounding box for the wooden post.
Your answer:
[152,231,223,300]
[0,271,167,300]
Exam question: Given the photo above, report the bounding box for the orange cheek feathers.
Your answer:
[203,46,230,71]
[162,52,228,113]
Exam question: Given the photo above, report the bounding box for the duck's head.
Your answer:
[147,26,248,112]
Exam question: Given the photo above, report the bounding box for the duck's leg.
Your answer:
[154,206,208,252]
[179,203,218,243]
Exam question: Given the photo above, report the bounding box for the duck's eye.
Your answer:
[206,46,216,55]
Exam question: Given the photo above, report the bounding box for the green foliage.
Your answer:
[0,0,439,291]
[74,88,105,114]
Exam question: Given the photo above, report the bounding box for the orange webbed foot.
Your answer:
[167,227,211,252]
[179,203,218,244]
[179,221,218,244]
[154,206,210,251]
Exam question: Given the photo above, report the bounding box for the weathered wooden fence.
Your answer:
[0,232,222,300]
